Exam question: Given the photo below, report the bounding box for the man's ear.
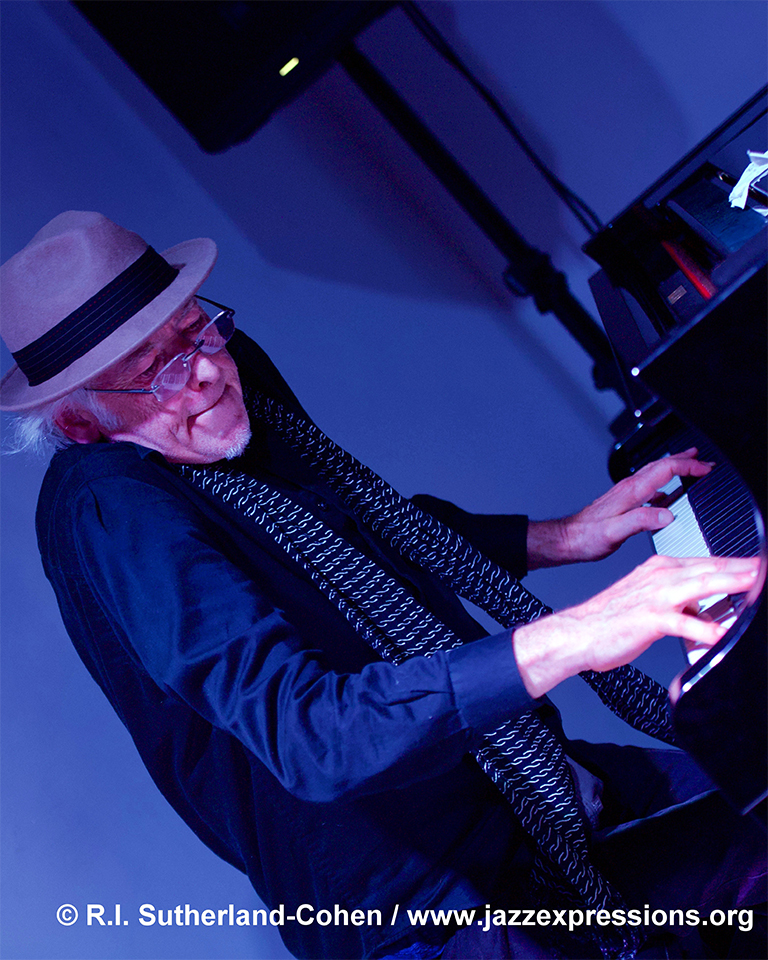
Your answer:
[54,407,106,445]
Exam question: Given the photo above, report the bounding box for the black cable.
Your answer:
[401,1,605,236]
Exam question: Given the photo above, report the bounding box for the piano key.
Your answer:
[648,463,760,665]
[652,493,711,557]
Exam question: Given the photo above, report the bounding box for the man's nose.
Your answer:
[186,350,222,390]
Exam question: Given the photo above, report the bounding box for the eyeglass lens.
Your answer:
[152,310,234,402]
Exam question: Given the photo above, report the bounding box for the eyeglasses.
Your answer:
[86,296,235,404]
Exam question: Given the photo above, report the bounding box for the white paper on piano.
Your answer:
[728,149,768,211]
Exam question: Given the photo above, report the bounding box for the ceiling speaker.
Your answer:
[74,0,394,152]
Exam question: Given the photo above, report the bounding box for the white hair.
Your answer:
[3,388,122,457]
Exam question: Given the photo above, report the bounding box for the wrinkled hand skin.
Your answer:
[513,554,762,699]
[528,448,714,569]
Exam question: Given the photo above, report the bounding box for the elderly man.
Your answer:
[1,211,764,960]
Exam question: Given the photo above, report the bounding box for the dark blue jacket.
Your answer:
[36,332,558,958]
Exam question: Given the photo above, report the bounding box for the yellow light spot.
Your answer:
[279,58,300,77]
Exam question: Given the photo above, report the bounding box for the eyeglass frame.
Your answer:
[85,296,235,403]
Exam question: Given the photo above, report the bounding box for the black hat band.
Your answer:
[12,247,179,387]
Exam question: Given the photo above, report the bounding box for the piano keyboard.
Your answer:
[649,457,763,661]
[650,458,762,559]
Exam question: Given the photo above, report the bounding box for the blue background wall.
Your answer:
[1,2,766,957]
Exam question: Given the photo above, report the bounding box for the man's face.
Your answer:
[85,298,252,464]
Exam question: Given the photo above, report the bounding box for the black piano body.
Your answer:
[583,87,767,822]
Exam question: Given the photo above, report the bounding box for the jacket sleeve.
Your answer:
[410,493,529,579]
[61,464,535,803]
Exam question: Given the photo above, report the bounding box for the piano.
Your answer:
[583,86,767,823]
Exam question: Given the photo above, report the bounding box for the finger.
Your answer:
[665,611,728,646]
[601,506,674,545]
[639,554,758,575]
[669,447,698,459]
[665,456,715,476]
[586,450,708,519]
[632,456,714,503]
[588,458,708,520]
[647,447,699,465]
[671,555,760,575]
[666,567,760,607]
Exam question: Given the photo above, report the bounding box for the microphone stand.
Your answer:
[337,44,623,397]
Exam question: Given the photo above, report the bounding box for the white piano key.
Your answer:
[652,494,711,558]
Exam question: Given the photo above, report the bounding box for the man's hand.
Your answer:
[512,554,761,699]
[527,449,713,569]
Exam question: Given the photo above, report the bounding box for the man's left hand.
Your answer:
[527,448,713,569]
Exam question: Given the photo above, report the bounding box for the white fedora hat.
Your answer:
[0,211,217,410]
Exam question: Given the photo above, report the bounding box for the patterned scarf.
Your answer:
[182,390,677,958]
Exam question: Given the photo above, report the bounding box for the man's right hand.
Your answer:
[512,554,762,699]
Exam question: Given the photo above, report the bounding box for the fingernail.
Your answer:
[658,509,673,525]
